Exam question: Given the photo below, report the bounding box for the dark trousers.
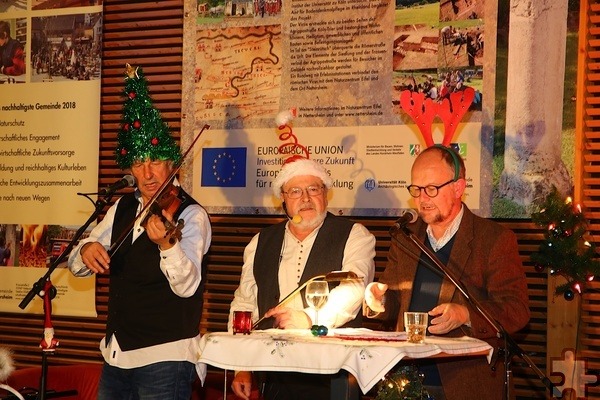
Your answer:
[97,361,196,400]
[261,370,357,400]
[262,371,330,400]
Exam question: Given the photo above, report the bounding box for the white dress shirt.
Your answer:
[229,220,376,330]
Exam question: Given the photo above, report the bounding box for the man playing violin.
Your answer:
[68,66,211,400]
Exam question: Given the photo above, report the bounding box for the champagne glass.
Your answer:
[305,280,329,326]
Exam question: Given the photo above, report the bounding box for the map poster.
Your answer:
[191,0,493,216]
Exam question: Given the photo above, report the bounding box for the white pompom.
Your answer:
[0,347,15,382]
[275,110,293,127]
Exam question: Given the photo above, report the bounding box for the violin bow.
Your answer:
[108,124,210,256]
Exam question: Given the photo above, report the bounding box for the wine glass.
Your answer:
[305,280,329,326]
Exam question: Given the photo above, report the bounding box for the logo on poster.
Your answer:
[364,179,376,192]
[409,143,467,159]
[409,144,421,157]
[449,142,467,158]
[201,147,247,187]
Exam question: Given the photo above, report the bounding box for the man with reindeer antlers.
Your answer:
[364,144,530,399]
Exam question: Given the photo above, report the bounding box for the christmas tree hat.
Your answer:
[115,64,182,169]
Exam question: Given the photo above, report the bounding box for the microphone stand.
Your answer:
[392,224,561,400]
[18,191,116,400]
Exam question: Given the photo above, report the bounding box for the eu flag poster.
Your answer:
[201,147,247,187]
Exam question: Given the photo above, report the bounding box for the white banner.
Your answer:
[0,2,102,317]
[192,123,481,216]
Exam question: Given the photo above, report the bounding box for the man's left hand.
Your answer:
[264,307,311,329]
[144,209,176,250]
[428,303,470,334]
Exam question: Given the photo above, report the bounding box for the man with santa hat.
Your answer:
[229,156,376,400]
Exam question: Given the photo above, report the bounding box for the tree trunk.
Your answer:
[499,0,572,206]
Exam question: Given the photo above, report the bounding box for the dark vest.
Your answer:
[106,189,205,351]
[253,212,361,329]
[407,235,456,388]
[409,235,456,312]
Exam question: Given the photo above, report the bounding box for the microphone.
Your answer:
[282,202,303,224]
[392,209,418,230]
[99,175,135,195]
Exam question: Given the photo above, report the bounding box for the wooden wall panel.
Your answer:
[577,0,600,398]
[99,0,184,186]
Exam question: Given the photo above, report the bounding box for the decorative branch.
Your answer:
[531,187,600,300]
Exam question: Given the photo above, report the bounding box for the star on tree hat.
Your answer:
[115,64,182,169]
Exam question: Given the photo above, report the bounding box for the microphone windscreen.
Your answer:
[123,174,136,187]
[291,215,302,224]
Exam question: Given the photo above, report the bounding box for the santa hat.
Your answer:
[272,157,333,197]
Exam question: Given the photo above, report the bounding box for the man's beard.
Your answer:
[296,209,327,230]
[420,209,447,225]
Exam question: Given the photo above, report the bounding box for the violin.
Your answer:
[108,124,210,256]
[140,180,184,245]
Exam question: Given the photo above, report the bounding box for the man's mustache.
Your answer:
[298,204,314,211]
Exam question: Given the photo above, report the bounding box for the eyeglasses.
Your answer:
[407,179,455,198]
[282,185,325,199]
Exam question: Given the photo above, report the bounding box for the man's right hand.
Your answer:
[231,371,253,400]
[80,242,110,274]
[365,282,388,312]
[264,307,311,329]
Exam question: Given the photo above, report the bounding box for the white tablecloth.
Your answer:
[196,328,494,394]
